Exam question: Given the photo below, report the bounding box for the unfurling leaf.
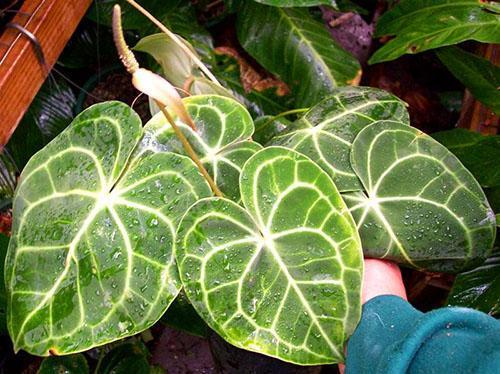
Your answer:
[176,147,363,365]
[6,102,211,355]
[344,121,496,273]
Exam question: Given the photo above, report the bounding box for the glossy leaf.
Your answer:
[344,121,496,272]
[253,115,291,145]
[432,129,500,188]
[237,2,361,107]
[6,102,211,355]
[7,77,76,168]
[135,95,262,202]
[38,354,89,374]
[97,339,158,374]
[270,87,409,192]
[436,47,500,115]
[176,147,363,365]
[0,234,9,334]
[370,0,500,64]
[253,0,335,6]
[447,248,500,316]
[161,291,209,337]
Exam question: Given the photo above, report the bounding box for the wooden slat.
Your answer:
[0,0,92,146]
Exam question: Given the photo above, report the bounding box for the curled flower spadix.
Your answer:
[112,4,222,197]
[112,4,195,130]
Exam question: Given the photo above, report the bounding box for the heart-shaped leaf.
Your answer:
[176,147,363,365]
[344,121,496,272]
[6,102,211,355]
[237,2,361,108]
[135,95,262,202]
[270,87,409,192]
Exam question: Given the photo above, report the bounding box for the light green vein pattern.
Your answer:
[270,87,409,192]
[5,102,211,355]
[135,95,262,202]
[176,147,363,365]
[344,122,496,273]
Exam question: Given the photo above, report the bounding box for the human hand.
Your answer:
[339,259,406,373]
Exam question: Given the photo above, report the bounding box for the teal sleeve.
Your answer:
[345,295,500,374]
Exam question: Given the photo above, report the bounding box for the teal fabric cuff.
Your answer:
[345,295,500,374]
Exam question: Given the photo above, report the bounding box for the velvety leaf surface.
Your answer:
[136,95,262,202]
[38,354,89,374]
[370,0,500,64]
[6,102,211,355]
[447,248,500,316]
[436,47,500,115]
[237,2,361,107]
[345,121,496,272]
[176,147,363,365]
[270,87,409,192]
[432,129,500,189]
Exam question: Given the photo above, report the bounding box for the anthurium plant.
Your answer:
[2,0,498,368]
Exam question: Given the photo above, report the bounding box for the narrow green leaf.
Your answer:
[176,146,363,365]
[370,0,500,64]
[270,87,409,192]
[432,129,500,188]
[447,248,499,316]
[6,102,211,355]
[253,0,335,6]
[135,95,262,202]
[38,354,89,374]
[0,234,9,334]
[253,115,291,145]
[345,121,496,272]
[436,46,500,115]
[237,2,361,107]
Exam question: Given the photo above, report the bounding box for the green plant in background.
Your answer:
[1,0,499,370]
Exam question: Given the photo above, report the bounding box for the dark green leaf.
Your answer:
[447,249,500,316]
[432,129,500,188]
[370,0,500,64]
[237,2,361,107]
[0,234,9,334]
[6,77,76,168]
[161,291,209,337]
[211,53,295,117]
[38,354,88,374]
[97,340,160,374]
[252,0,336,6]
[6,102,211,355]
[176,146,363,364]
[270,87,409,192]
[344,121,496,272]
[253,115,291,145]
[436,46,500,115]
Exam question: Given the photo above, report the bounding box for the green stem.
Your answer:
[156,101,224,198]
